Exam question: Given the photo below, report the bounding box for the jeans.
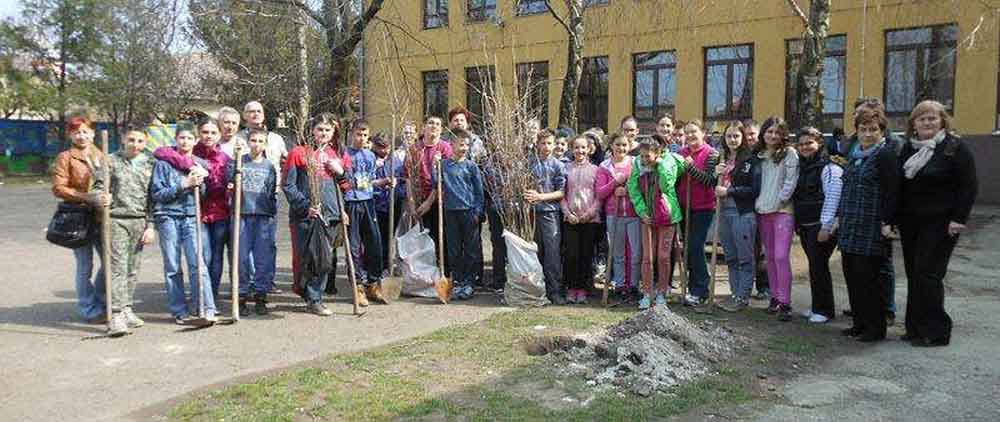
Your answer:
[606,215,641,289]
[534,210,563,299]
[797,224,837,318]
[681,209,714,298]
[718,201,756,299]
[239,215,277,296]
[72,240,106,320]
[485,195,507,289]
[563,222,599,292]
[346,200,383,285]
[445,209,482,288]
[640,224,675,294]
[156,215,216,318]
[201,219,230,298]
[901,217,955,341]
[758,213,795,306]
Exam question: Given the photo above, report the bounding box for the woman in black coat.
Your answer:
[897,100,978,347]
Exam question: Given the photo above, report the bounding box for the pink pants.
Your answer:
[757,213,794,306]
[641,224,675,295]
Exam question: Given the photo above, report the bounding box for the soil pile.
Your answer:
[546,306,739,396]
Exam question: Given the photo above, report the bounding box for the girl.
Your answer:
[596,133,640,295]
[561,136,602,304]
[714,121,761,313]
[753,117,799,321]
[655,114,680,153]
[677,120,720,306]
[792,127,842,324]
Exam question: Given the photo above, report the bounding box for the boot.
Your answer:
[355,286,369,307]
[254,293,269,315]
[365,284,387,304]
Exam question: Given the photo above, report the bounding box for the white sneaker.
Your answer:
[800,310,814,319]
[808,314,830,324]
[122,307,144,328]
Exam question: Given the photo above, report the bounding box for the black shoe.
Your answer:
[901,332,920,342]
[841,327,862,337]
[911,337,949,347]
[766,298,780,314]
[886,312,896,326]
[254,294,269,315]
[550,295,567,306]
[777,304,793,322]
[238,300,250,316]
[842,309,855,317]
[857,333,885,343]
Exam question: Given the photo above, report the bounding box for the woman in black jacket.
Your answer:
[898,100,977,347]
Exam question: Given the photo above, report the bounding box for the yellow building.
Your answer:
[364,0,999,198]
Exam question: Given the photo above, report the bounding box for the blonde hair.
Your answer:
[906,100,954,139]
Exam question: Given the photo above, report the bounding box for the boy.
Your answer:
[372,134,406,272]
[344,119,385,306]
[230,128,278,315]
[525,129,567,304]
[150,123,216,325]
[434,129,484,300]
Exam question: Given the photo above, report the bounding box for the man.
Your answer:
[217,107,242,159]
[235,101,288,186]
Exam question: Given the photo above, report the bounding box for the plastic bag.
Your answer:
[502,230,549,307]
[396,215,441,298]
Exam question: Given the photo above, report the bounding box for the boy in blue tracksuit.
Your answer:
[525,129,567,304]
[344,119,385,305]
[229,128,278,315]
[150,124,217,325]
[372,134,406,272]
[432,129,484,301]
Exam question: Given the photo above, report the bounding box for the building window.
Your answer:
[704,44,754,122]
[632,50,677,130]
[517,61,549,127]
[585,0,609,6]
[884,24,957,126]
[424,0,448,29]
[516,0,547,16]
[465,65,496,132]
[423,70,448,120]
[785,35,847,131]
[577,56,609,132]
[467,0,496,22]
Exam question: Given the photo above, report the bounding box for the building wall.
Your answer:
[365,0,999,136]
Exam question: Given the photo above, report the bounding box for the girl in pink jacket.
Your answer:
[561,136,602,304]
[595,133,640,294]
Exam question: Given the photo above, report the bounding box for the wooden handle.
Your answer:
[100,130,112,323]
[231,145,242,321]
[436,161,445,274]
[336,186,360,315]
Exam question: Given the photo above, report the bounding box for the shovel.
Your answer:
[434,160,452,304]
[335,185,365,316]
[228,142,244,322]
[98,130,118,334]
[380,138,402,301]
[187,185,215,328]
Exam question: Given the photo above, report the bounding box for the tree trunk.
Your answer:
[795,0,830,129]
[556,0,584,129]
[296,8,310,141]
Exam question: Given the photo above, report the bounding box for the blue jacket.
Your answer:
[433,158,484,216]
[344,146,376,202]
[151,157,207,217]
[374,153,406,214]
[228,156,277,216]
[529,155,566,213]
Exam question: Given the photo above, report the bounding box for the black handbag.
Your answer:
[46,202,95,249]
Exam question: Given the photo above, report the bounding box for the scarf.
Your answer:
[903,130,945,179]
[849,137,883,164]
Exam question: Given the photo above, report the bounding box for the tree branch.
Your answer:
[543,1,573,35]
[330,0,385,58]
[250,0,327,27]
[784,0,809,26]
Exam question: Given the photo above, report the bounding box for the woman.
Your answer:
[677,120,719,306]
[51,116,109,323]
[753,117,798,321]
[714,121,761,312]
[837,107,899,342]
[898,100,977,347]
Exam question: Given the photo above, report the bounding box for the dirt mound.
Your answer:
[543,306,739,396]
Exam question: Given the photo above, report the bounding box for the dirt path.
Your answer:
[0,186,510,421]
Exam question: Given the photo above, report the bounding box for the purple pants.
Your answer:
[758,213,794,306]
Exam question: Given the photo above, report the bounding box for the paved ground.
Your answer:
[0,185,510,421]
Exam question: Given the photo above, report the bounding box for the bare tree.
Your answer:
[544,0,584,129]
[787,0,830,129]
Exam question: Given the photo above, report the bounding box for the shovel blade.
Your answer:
[381,276,403,302]
[435,277,452,304]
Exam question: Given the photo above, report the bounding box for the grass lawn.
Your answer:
[167,299,849,422]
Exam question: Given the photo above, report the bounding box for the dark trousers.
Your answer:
[754,232,770,293]
[376,198,405,271]
[421,205,448,275]
[485,195,507,289]
[346,200,383,285]
[444,209,482,288]
[900,218,955,342]
[562,222,599,292]
[842,253,888,338]
[681,209,715,298]
[534,210,563,299]
[797,224,837,318]
[291,218,340,304]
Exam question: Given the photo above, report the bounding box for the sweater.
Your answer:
[561,160,601,223]
[627,154,686,226]
[676,144,719,211]
[435,158,484,216]
[228,156,277,216]
[755,147,799,215]
[344,146,377,202]
[897,134,977,224]
[405,140,453,202]
[595,158,637,218]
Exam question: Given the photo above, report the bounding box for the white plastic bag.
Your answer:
[396,217,441,298]
[502,230,549,307]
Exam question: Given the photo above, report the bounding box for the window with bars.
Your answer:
[516,0,547,15]
[424,0,448,29]
[423,70,449,120]
[577,56,609,133]
[632,50,677,131]
[785,35,847,132]
[704,44,754,122]
[884,24,957,127]
[465,65,496,131]
[467,0,496,22]
[517,61,549,127]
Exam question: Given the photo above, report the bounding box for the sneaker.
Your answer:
[174,315,191,326]
[366,284,387,304]
[577,290,589,304]
[463,285,475,299]
[307,302,333,316]
[753,289,771,301]
[766,298,780,314]
[270,287,284,294]
[122,307,144,328]
[778,304,793,321]
[720,296,749,313]
[654,293,667,307]
[682,294,704,307]
[886,312,896,327]
[808,313,830,324]
[254,294,269,315]
[638,295,652,310]
[550,295,567,305]
[355,287,370,307]
[800,309,814,319]
[107,313,129,337]
[450,286,464,301]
